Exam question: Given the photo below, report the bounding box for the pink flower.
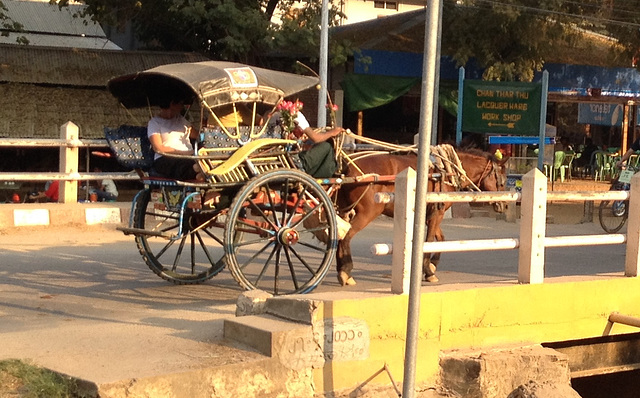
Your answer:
[276,100,304,138]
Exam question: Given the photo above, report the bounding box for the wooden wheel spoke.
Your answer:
[264,182,283,229]
[280,178,291,227]
[194,231,220,270]
[296,239,329,253]
[273,246,282,295]
[155,239,177,260]
[290,198,326,230]
[250,243,278,288]
[282,246,300,291]
[235,218,276,237]
[238,240,274,273]
[245,197,279,231]
[202,228,224,245]
[287,245,317,274]
[171,236,188,272]
[285,184,307,226]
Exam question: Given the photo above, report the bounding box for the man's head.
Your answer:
[158,95,186,110]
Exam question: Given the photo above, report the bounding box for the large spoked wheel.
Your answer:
[133,189,226,284]
[224,169,337,295]
[599,199,629,233]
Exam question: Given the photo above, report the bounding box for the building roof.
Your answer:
[331,8,622,67]
[1,0,120,50]
[0,45,210,87]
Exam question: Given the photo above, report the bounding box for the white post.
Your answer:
[518,168,547,284]
[625,173,640,276]
[391,167,416,294]
[60,121,78,204]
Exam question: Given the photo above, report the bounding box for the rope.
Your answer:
[340,132,483,191]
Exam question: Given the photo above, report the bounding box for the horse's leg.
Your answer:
[427,224,446,280]
[423,205,445,283]
[429,206,449,274]
[336,209,380,286]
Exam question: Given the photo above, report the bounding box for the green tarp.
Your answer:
[340,73,458,116]
[341,74,419,112]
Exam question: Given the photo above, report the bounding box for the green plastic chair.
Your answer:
[552,151,566,182]
[593,150,612,181]
[561,151,575,181]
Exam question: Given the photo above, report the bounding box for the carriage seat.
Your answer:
[104,125,155,174]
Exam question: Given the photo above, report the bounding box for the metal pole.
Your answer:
[317,0,329,128]
[456,67,465,146]
[402,1,443,397]
[537,71,549,171]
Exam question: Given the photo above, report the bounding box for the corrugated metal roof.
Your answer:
[0,32,121,50]
[4,0,106,38]
[0,45,211,87]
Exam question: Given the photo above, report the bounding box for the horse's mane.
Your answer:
[456,147,499,162]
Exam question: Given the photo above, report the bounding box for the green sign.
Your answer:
[462,80,542,135]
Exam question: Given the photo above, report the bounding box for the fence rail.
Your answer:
[0,122,136,203]
[372,167,639,293]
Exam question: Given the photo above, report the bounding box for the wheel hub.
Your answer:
[278,227,299,246]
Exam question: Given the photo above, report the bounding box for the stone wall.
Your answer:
[0,83,150,139]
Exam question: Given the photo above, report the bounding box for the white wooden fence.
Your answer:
[0,122,139,203]
[371,168,640,293]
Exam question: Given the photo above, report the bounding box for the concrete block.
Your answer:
[265,296,322,324]
[440,345,577,398]
[49,205,84,225]
[224,315,370,370]
[85,207,121,224]
[451,202,471,218]
[236,290,273,316]
[13,208,50,226]
[507,380,581,398]
[224,314,306,357]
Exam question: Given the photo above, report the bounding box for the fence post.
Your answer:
[391,167,416,294]
[625,173,640,277]
[59,121,79,204]
[518,168,547,284]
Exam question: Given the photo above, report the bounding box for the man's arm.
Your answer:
[148,134,194,155]
[617,139,640,167]
[303,126,346,144]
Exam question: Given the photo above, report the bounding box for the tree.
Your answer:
[50,0,346,68]
[441,0,638,81]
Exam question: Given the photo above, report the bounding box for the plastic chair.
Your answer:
[560,151,575,181]
[552,151,566,182]
[593,150,612,181]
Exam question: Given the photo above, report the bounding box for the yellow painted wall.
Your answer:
[311,277,640,392]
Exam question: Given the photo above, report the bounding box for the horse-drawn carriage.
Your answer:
[105,61,507,296]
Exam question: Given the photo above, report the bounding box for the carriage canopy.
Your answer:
[107,61,320,109]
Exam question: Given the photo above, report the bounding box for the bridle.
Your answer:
[477,158,506,191]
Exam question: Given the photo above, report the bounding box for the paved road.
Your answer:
[0,213,627,384]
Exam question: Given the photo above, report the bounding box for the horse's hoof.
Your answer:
[338,272,357,286]
[425,275,439,283]
[426,262,437,275]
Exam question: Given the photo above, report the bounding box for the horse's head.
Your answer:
[457,149,508,213]
[480,155,508,213]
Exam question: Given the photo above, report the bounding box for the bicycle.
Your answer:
[598,165,638,233]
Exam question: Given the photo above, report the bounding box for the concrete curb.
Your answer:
[0,202,131,228]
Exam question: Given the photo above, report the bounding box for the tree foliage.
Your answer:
[50,0,346,67]
[442,0,640,81]
[47,0,640,81]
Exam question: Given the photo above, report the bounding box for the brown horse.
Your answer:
[335,148,508,286]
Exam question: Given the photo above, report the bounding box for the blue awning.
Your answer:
[353,49,640,97]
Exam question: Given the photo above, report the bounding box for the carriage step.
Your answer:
[117,227,175,239]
